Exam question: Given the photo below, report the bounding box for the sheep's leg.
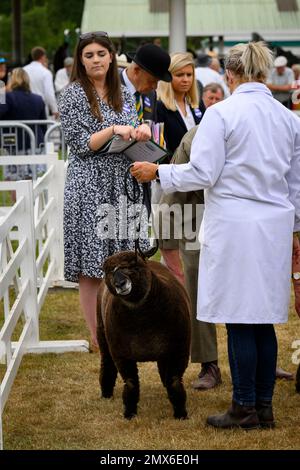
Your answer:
[117,360,139,419]
[163,361,188,419]
[97,323,117,398]
[157,359,167,387]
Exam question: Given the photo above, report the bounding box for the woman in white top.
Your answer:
[131,41,300,429]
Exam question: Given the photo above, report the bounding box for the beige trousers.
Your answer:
[180,245,218,364]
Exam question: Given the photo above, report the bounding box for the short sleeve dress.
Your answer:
[58,81,149,282]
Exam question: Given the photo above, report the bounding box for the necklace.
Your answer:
[93,86,107,101]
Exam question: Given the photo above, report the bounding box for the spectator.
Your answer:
[210,57,222,74]
[116,54,129,71]
[0,57,8,85]
[0,67,46,145]
[121,44,172,122]
[54,57,74,95]
[292,63,300,82]
[53,42,69,74]
[24,46,58,118]
[267,56,294,108]
[156,52,201,155]
[0,68,46,178]
[201,82,224,108]
[195,53,229,97]
[120,43,172,215]
[291,64,300,111]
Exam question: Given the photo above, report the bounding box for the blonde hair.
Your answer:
[9,68,31,92]
[157,52,199,111]
[224,41,273,83]
[292,64,300,77]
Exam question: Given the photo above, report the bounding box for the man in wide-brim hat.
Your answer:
[120,43,171,122]
[120,43,172,216]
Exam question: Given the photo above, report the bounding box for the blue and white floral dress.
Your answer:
[59,82,148,282]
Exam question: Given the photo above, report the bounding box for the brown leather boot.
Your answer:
[256,402,275,428]
[206,400,260,430]
[191,363,222,390]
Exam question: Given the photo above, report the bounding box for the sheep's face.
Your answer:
[103,252,152,302]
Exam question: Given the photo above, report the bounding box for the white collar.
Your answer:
[122,69,136,95]
[233,82,272,97]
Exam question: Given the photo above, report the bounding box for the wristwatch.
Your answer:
[292,272,300,280]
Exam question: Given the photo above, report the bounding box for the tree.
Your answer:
[0,0,84,61]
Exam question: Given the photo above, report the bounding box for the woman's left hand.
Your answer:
[130,161,158,183]
[133,124,151,142]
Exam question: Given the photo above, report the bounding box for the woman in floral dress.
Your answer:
[58,32,150,349]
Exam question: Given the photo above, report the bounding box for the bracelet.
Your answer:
[112,125,115,136]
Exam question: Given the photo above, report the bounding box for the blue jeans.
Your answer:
[226,324,277,407]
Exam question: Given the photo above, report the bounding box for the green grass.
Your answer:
[1,286,300,450]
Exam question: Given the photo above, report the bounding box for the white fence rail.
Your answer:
[0,154,88,450]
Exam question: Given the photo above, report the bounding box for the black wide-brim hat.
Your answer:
[127,44,172,82]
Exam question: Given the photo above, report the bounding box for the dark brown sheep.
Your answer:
[97,251,191,419]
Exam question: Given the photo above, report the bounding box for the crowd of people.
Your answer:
[1,35,300,430]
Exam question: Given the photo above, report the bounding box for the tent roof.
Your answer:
[81,0,300,40]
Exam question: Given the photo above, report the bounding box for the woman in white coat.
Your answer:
[131,41,300,429]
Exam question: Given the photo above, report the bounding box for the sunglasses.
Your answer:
[79,31,109,41]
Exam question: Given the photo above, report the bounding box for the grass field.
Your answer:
[1,286,300,450]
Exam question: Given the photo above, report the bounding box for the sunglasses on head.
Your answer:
[79,31,109,41]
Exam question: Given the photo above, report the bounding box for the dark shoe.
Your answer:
[276,367,294,381]
[192,363,222,390]
[256,402,275,429]
[206,400,260,430]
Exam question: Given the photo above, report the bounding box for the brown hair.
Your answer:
[203,82,224,97]
[71,34,122,120]
[31,47,46,61]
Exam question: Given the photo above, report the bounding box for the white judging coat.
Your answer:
[159,82,300,324]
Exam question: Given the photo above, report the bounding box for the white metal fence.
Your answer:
[0,120,68,160]
[0,154,88,450]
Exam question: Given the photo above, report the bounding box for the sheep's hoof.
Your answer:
[174,411,188,420]
[124,412,137,420]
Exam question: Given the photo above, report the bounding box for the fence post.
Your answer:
[15,180,39,347]
[47,157,65,281]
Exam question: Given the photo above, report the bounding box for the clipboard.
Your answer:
[106,135,169,163]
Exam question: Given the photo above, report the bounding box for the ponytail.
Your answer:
[224,41,273,83]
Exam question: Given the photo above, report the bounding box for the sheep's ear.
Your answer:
[137,240,159,260]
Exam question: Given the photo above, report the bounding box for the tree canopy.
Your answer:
[0,0,84,62]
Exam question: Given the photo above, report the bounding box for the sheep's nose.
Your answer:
[113,270,127,289]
